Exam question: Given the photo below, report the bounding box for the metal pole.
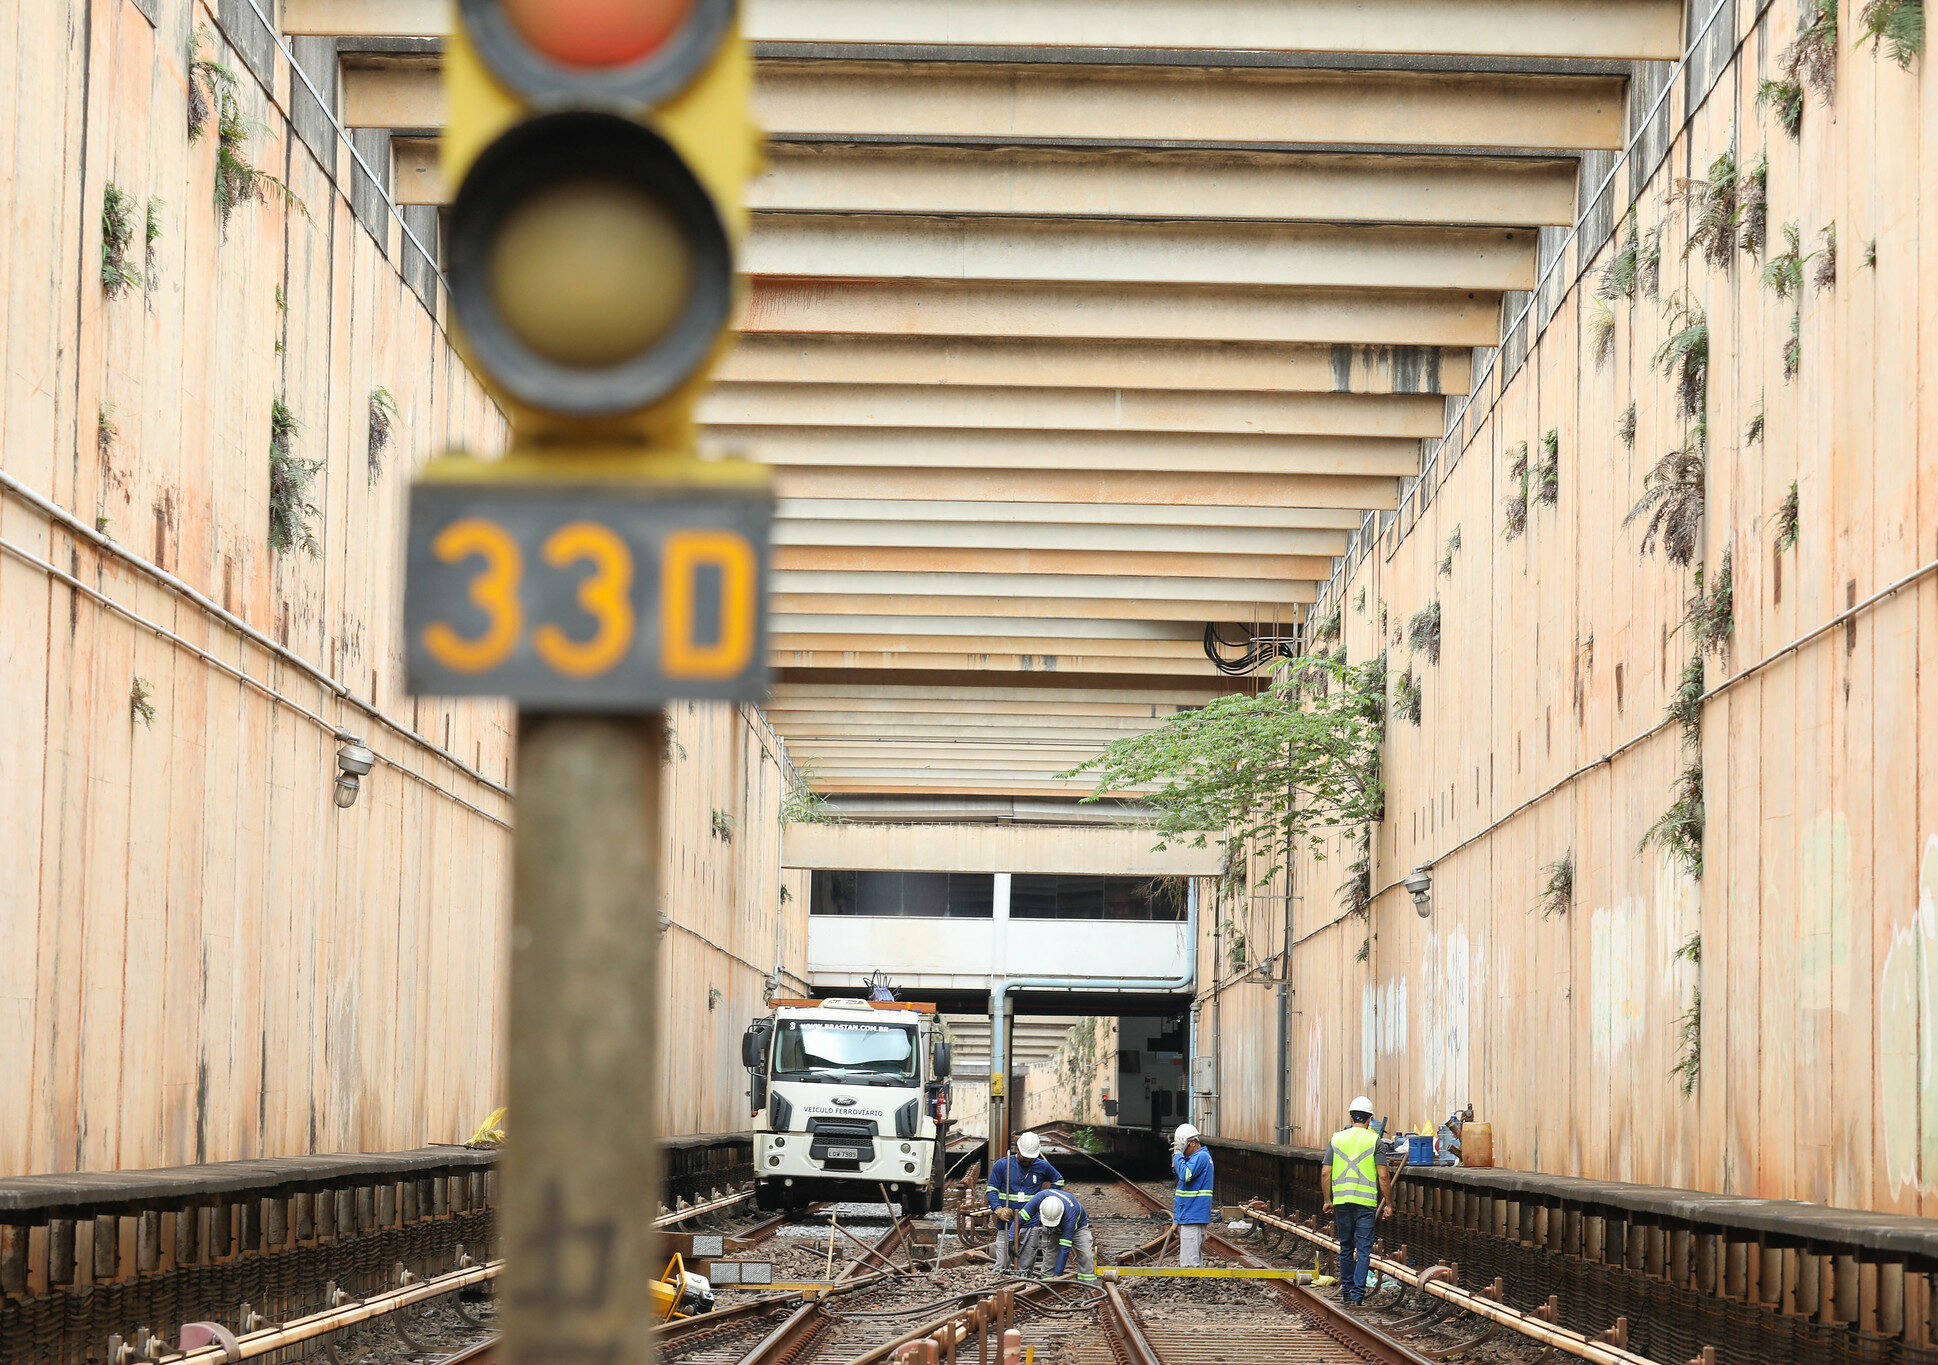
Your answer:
[1275,762,1293,1146]
[499,713,666,1365]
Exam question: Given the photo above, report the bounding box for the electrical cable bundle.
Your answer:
[1201,622,1300,675]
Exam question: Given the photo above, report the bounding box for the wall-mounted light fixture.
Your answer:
[1404,866,1433,918]
[333,732,376,809]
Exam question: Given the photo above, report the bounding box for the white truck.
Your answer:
[741,997,953,1217]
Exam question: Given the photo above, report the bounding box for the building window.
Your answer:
[810,870,995,918]
[1009,875,1186,921]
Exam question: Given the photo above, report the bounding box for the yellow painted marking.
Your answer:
[1101,1267,1318,1279]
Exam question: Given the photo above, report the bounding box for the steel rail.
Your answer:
[732,1214,921,1365]
[1242,1205,1659,1365]
[124,1259,502,1365]
[658,1187,757,1226]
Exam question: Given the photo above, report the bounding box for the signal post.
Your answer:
[403,4,764,1361]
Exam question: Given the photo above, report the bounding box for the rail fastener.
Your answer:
[1242,1202,1665,1365]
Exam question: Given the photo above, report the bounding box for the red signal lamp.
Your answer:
[460,0,733,104]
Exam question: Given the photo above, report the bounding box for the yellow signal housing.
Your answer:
[440,0,763,459]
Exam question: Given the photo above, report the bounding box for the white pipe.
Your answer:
[0,468,509,800]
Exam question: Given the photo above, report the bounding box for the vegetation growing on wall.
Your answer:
[367,387,397,484]
[1591,296,1616,368]
[1656,302,1709,419]
[1626,422,1706,566]
[1760,75,1806,136]
[1641,759,1706,881]
[267,399,322,556]
[1598,217,1642,301]
[1536,853,1573,918]
[1789,0,1842,98]
[1438,526,1460,576]
[102,184,141,296]
[1746,399,1765,445]
[1687,553,1734,660]
[1407,601,1441,665]
[1739,153,1769,258]
[1503,442,1530,540]
[190,30,303,230]
[1619,402,1637,448]
[1670,655,1706,747]
[1814,223,1838,290]
[1775,481,1801,551]
[187,29,236,143]
[144,199,164,287]
[1393,666,1422,725]
[781,773,839,824]
[1859,0,1925,65]
[97,404,118,462]
[129,677,157,728]
[1681,148,1740,269]
[711,809,736,841]
[1537,430,1560,506]
[1671,933,1703,1096]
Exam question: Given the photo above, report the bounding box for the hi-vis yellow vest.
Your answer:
[1328,1126,1379,1207]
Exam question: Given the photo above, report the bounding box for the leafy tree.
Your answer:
[1063,652,1387,873]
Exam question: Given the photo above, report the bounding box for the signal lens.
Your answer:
[500,0,696,69]
[487,177,692,368]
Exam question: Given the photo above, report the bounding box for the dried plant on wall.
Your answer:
[1537,429,1560,505]
[1393,667,1423,726]
[1591,296,1616,368]
[1619,402,1637,447]
[367,387,397,484]
[1407,601,1441,664]
[1739,153,1769,257]
[1813,222,1838,290]
[1626,421,1707,567]
[1438,527,1461,577]
[1680,148,1740,269]
[1503,442,1530,540]
[1788,0,1842,97]
[1686,553,1734,660]
[129,678,157,728]
[1775,481,1802,552]
[1535,853,1573,918]
[1655,301,1709,419]
[1598,217,1642,302]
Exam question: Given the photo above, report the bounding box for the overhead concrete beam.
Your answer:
[754,61,1627,153]
[342,59,1625,151]
[778,594,1309,624]
[704,383,1449,439]
[774,545,1337,581]
[773,568,1310,605]
[770,681,1235,709]
[753,143,1581,227]
[771,637,1214,663]
[778,720,1181,743]
[739,279,1503,347]
[724,426,1423,476]
[772,465,1403,510]
[772,647,1233,678]
[392,137,1579,230]
[727,336,1472,396]
[776,498,1370,532]
[285,0,1684,60]
[776,513,1352,557]
[744,215,1538,293]
[775,614,1209,641]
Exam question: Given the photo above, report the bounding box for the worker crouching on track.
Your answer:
[1170,1122,1214,1267]
[1014,1190,1097,1283]
[985,1131,1065,1273]
[1321,1096,1396,1307]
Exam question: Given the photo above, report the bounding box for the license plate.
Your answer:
[828,1146,859,1160]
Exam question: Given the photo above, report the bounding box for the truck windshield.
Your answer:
[773,1021,918,1083]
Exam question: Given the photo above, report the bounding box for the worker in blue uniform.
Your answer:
[1013,1190,1096,1282]
[984,1130,1064,1272]
[1170,1122,1214,1266]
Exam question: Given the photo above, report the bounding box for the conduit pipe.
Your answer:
[1245,1206,1658,1365]
[990,881,1199,1149]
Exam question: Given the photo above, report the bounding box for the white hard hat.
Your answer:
[1172,1122,1199,1149]
[1349,1096,1375,1117]
[1038,1195,1065,1228]
[1016,1131,1042,1159]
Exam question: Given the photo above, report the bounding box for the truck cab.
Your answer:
[742,997,952,1217]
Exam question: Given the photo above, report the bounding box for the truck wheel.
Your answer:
[754,1180,778,1212]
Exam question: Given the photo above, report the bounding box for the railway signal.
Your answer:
[401,7,764,1365]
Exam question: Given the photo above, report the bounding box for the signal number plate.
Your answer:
[406,484,770,706]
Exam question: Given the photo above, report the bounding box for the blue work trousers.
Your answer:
[1333,1204,1377,1302]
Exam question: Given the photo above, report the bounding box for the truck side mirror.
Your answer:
[934,1039,951,1079]
[741,1024,769,1071]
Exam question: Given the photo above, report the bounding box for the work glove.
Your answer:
[996,1208,1015,1223]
